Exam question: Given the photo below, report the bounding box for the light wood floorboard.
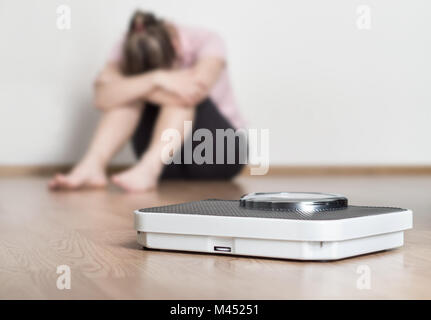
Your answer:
[0,175,430,299]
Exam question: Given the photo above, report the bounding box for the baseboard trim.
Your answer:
[1,165,431,177]
[264,165,431,176]
[0,165,130,177]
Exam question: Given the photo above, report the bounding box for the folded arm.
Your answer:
[93,62,158,110]
[149,56,225,107]
[94,56,225,110]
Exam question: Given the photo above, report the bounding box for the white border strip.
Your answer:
[134,209,412,242]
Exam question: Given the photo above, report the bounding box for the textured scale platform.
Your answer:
[139,199,407,220]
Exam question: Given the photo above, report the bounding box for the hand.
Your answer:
[153,70,207,106]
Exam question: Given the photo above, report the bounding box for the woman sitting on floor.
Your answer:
[49,10,245,192]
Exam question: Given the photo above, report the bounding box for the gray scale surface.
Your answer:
[139,199,407,221]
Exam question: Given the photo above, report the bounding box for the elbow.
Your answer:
[93,92,111,111]
[93,99,106,111]
[93,82,114,111]
[93,79,107,110]
[93,97,111,111]
[92,70,123,110]
[94,71,115,87]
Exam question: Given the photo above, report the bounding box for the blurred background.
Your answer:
[0,0,430,168]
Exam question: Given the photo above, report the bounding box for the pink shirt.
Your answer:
[110,24,245,129]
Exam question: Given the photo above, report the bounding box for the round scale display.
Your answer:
[239,192,348,213]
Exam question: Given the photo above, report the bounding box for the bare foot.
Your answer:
[48,161,108,191]
[111,163,161,193]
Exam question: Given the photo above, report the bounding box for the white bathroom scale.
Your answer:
[134,192,413,260]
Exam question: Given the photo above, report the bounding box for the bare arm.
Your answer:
[93,62,160,110]
[149,56,225,107]
[190,56,225,97]
[94,62,194,110]
[146,87,190,106]
[94,56,225,110]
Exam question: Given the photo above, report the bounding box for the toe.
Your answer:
[57,175,80,190]
[110,174,121,185]
[111,175,128,190]
[48,174,63,190]
[110,174,138,192]
[48,179,58,190]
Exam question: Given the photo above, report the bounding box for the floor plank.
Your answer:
[0,175,430,299]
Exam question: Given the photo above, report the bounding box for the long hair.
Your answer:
[122,11,177,75]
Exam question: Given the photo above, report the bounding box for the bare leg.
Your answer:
[112,104,195,192]
[49,104,142,190]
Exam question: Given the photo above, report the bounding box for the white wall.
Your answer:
[0,0,430,166]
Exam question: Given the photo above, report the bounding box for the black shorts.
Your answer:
[132,98,246,180]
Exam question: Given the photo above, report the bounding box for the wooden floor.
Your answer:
[0,174,430,299]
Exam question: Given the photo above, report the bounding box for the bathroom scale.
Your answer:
[134,192,413,260]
